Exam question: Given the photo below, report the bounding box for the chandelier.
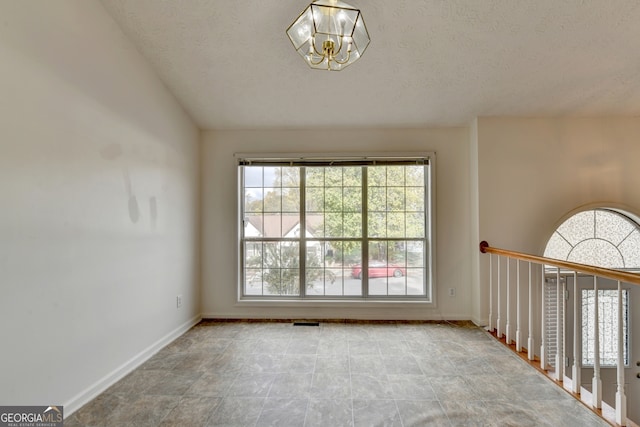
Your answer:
[286,0,370,71]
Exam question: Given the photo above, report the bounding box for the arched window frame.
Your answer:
[544,208,633,367]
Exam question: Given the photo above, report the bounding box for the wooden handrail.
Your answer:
[480,241,640,286]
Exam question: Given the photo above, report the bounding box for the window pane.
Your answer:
[306,168,324,187]
[387,187,405,211]
[325,187,342,212]
[406,213,425,238]
[281,167,300,187]
[368,212,386,238]
[260,242,300,296]
[405,166,424,187]
[556,211,595,246]
[618,229,640,268]
[406,186,424,211]
[263,188,281,212]
[261,214,281,237]
[263,167,280,187]
[325,212,343,237]
[387,213,405,238]
[282,188,300,213]
[367,250,407,295]
[368,166,386,186]
[245,189,264,213]
[343,213,362,238]
[244,167,263,187]
[407,241,424,267]
[595,210,634,245]
[568,239,623,268]
[368,187,386,211]
[366,240,425,296]
[544,231,572,261]
[244,241,264,295]
[343,167,361,184]
[306,241,362,296]
[386,166,405,186]
[406,269,426,295]
[325,167,342,186]
[388,241,406,266]
[244,269,263,295]
[306,187,323,212]
[343,187,362,212]
[307,213,324,238]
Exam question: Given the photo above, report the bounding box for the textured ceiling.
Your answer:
[100,0,640,129]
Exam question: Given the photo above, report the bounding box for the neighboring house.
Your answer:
[244,214,325,259]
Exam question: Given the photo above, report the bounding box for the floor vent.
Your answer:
[293,321,320,326]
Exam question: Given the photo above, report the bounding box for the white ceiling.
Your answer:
[100,0,640,130]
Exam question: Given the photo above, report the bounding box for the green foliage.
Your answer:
[246,242,332,295]
[260,243,300,295]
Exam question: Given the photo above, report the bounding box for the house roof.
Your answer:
[247,214,324,238]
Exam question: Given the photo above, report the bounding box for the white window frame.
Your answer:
[235,152,436,303]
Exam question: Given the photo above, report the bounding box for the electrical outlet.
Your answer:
[448,288,456,297]
[176,295,182,309]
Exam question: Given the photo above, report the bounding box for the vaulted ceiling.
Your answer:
[100,0,640,129]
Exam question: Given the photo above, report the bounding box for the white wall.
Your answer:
[0,1,200,414]
[202,128,472,320]
[472,117,640,325]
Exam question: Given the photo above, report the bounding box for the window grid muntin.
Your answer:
[240,159,430,300]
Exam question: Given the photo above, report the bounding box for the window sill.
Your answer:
[235,298,434,308]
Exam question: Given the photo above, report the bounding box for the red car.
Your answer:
[352,262,406,279]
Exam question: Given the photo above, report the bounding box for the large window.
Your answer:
[238,155,433,300]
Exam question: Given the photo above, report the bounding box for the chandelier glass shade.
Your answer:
[286,0,370,71]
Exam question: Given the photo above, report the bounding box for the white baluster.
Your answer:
[562,274,567,383]
[555,267,563,381]
[527,262,534,361]
[592,276,602,409]
[488,253,493,332]
[572,271,581,394]
[615,280,627,426]
[506,258,511,345]
[516,259,522,352]
[540,264,547,370]
[497,256,502,339]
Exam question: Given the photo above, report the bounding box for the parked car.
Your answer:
[351,262,406,279]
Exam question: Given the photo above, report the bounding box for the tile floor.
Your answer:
[65,320,608,426]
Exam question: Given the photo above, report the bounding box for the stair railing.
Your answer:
[479,241,640,426]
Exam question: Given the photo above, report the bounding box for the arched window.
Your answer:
[544,209,640,269]
[544,208,633,366]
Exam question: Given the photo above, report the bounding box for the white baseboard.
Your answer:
[64,314,201,417]
[470,316,489,327]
